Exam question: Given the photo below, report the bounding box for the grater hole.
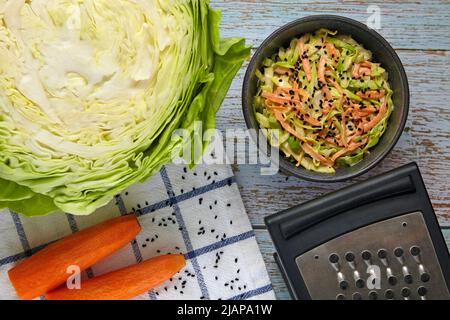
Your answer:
[352,292,363,300]
[362,250,372,261]
[368,291,378,300]
[388,276,398,286]
[356,279,365,289]
[404,274,413,284]
[329,254,339,264]
[418,286,427,297]
[402,222,408,227]
[385,289,395,300]
[394,247,404,258]
[401,287,411,298]
[339,280,349,290]
[314,255,319,260]
[421,273,431,283]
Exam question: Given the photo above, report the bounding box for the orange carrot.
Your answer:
[262,91,302,105]
[296,37,312,81]
[318,55,327,84]
[274,66,292,76]
[322,86,333,100]
[363,103,388,132]
[8,214,141,300]
[302,142,334,167]
[331,139,368,163]
[357,89,386,100]
[45,254,186,300]
[325,43,338,61]
[352,63,361,78]
[273,110,307,143]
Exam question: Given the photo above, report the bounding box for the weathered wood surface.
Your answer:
[214,0,450,299]
[215,0,450,51]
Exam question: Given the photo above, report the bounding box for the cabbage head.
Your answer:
[0,0,250,216]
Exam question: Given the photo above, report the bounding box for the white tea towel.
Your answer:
[0,164,275,300]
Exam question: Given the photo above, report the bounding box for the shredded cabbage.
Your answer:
[255,29,393,173]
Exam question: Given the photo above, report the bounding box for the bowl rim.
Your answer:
[242,14,410,182]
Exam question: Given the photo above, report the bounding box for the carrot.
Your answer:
[352,63,361,78]
[304,115,322,127]
[363,103,388,132]
[262,92,300,104]
[357,89,386,99]
[273,111,307,143]
[325,43,338,61]
[274,66,292,76]
[318,55,327,84]
[273,110,333,166]
[322,86,333,100]
[279,87,309,101]
[302,143,334,167]
[331,139,368,163]
[360,61,372,68]
[8,214,141,300]
[297,37,312,81]
[359,67,371,77]
[45,254,186,300]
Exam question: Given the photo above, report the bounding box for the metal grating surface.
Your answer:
[296,212,450,300]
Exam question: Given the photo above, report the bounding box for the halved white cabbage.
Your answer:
[0,0,249,215]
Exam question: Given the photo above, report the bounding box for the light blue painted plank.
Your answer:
[213,0,450,50]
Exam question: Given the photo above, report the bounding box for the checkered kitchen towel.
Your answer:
[0,164,274,300]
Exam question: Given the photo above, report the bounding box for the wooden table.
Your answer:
[213,0,450,299]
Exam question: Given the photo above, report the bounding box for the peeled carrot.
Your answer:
[8,214,141,300]
[45,254,186,300]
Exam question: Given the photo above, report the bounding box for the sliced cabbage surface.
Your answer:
[0,0,250,215]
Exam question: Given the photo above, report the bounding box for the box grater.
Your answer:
[265,163,450,300]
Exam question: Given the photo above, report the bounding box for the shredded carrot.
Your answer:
[360,61,372,68]
[318,55,327,84]
[357,89,386,99]
[262,92,302,105]
[328,79,344,95]
[352,64,361,78]
[297,37,312,81]
[302,142,334,166]
[363,103,388,132]
[275,66,292,75]
[322,86,332,100]
[325,43,338,62]
[304,115,322,127]
[273,111,307,143]
[331,139,368,163]
[278,86,309,101]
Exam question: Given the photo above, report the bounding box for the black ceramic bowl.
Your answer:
[242,15,410,182]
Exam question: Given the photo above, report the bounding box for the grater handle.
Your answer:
[280,174,416,239]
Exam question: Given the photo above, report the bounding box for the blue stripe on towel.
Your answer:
[185,231,255,260]
[160,166,210,300]
[10,211,31,255]
[135,176,236,217]
[228,284,274,300]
